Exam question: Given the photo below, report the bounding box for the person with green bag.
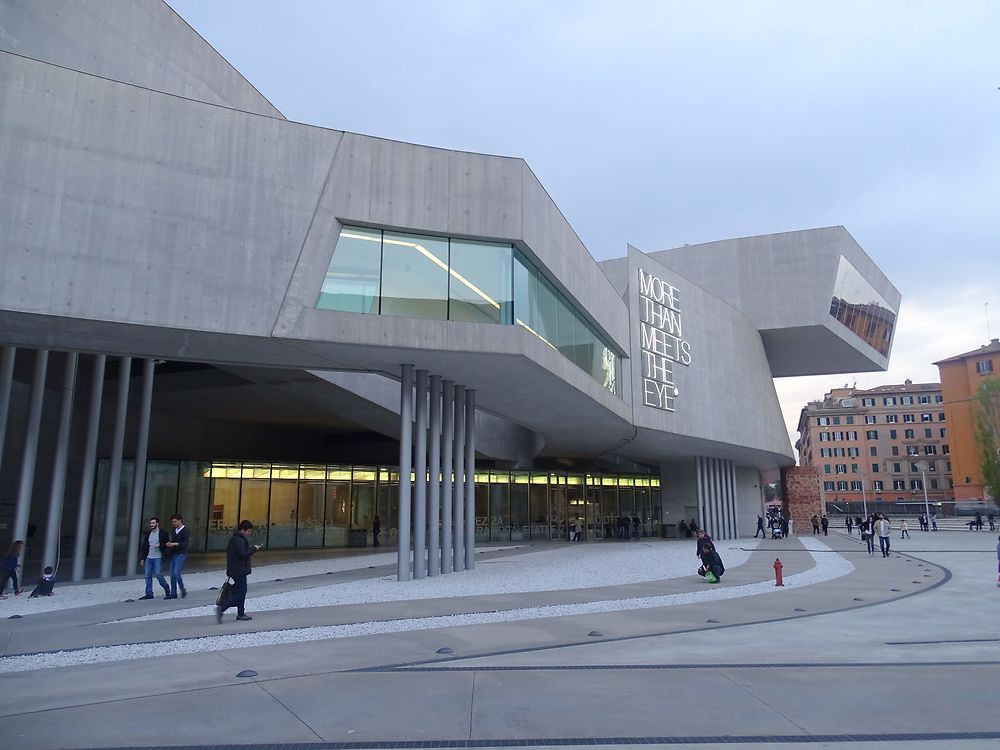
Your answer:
[697,541,725,584]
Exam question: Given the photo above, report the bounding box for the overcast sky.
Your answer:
[169,0,998,454]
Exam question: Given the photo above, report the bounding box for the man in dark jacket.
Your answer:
[697,541,725,583]
[165,513,190,599]
[139,517,171,600]
[216,520,261,623]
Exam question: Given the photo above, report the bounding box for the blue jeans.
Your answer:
[220,575,248,616]
[879,535,890,556]
[169,553,187,595]
[144,558,169,595]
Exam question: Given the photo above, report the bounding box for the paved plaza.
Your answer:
[1,529,998,750]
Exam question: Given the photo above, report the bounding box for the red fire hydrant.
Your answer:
[774,558,784,587]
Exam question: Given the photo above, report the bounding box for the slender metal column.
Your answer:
[72,355,106,581]
[396,364,414,581]
[464,388,476,570]
[441,381,454,574]
[13,350,49,561]
[124,359,155,577]
[42,353,78,572]
[428,375,442,577]
[453,385,466,571]
[0,346,16,480]
[99,357,132,579]
[413,370,429,579]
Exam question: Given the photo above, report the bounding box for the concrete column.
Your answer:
[464,388,476,571]
[441,380,454,574]
[12,349,49,561]
[428,374,442,577]
[397,364,414,581]
[72,354,106,581]
[42,352,78,573]
[99,357,132,579]
[0,346,16,480]
[413,369,428,579]
[124,359,155,577]
[453,385,466,572]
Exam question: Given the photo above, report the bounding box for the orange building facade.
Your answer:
[934,339,1000,502]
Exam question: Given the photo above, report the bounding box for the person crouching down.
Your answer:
[30,566,55,597]
[697,542,725,584]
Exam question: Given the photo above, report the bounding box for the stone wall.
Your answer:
[781,466,822,536]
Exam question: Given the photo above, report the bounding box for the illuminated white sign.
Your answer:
[638,268,692,411]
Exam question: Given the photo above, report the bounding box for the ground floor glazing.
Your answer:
[93,460,662,553]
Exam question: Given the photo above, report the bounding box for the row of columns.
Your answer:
[397,364,476,581]
[696,455,738,540]
[0,346,155,580]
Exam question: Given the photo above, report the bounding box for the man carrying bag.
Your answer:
[215,520,261,623]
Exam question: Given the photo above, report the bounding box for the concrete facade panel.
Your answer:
[0,0,283,117]
[627,248,792,462]
[0,53,338,337]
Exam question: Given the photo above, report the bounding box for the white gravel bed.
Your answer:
[0,539,852,674]
[0,547,476,617]
[123,539,756,622]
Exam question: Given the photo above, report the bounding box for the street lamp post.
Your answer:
[920,465,932,531]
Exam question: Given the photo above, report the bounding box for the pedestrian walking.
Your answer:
[755,515,765,539]
[821,515,829,536]
[846,516,853,535]
[0,540,24,597]
[138,518,171,600]
[165,513,190,599]
[215,520,261,623]
[975,512,984,531]
[861,517,875,556]
[989,512,996,532]
[900,520,910,539]
[811,515,820,535]
[875,514,891,558]
[372,515,382,547]
[931,512,937,531]
[996,535,1000,587]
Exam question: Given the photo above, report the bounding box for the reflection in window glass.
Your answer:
[240,464,271,546]
[449,239,513,324]
[296,466,325,548]
[317,226,381,313]
[381,231,449,320]
[268,465,298,548]
[829,256,896,356]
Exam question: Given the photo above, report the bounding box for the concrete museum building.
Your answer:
[0,0,901,581]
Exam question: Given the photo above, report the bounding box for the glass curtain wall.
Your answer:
[90,460,659,553]
[318,226,619,395]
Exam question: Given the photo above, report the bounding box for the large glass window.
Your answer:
[317,226,620,395]
[239,464,271,545]
[317,226,382,313]
[296,466,326,547]
[380,231,449,320]
[268,465,299,548]
[449,239,513,324]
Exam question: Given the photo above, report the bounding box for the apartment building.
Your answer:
[935,339,1000,502]
[797,381,952,513]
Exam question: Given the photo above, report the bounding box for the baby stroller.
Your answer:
[770,521,783,539]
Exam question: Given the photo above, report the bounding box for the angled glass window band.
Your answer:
[317,226,620,396]
[317,226,382,313]
[449,239,513,324]
[380,231,449,320]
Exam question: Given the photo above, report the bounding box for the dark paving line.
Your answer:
[352,555,953,673]
[70,729,1000,749]
[886,637,1000,645]
[375,659,1000,672]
